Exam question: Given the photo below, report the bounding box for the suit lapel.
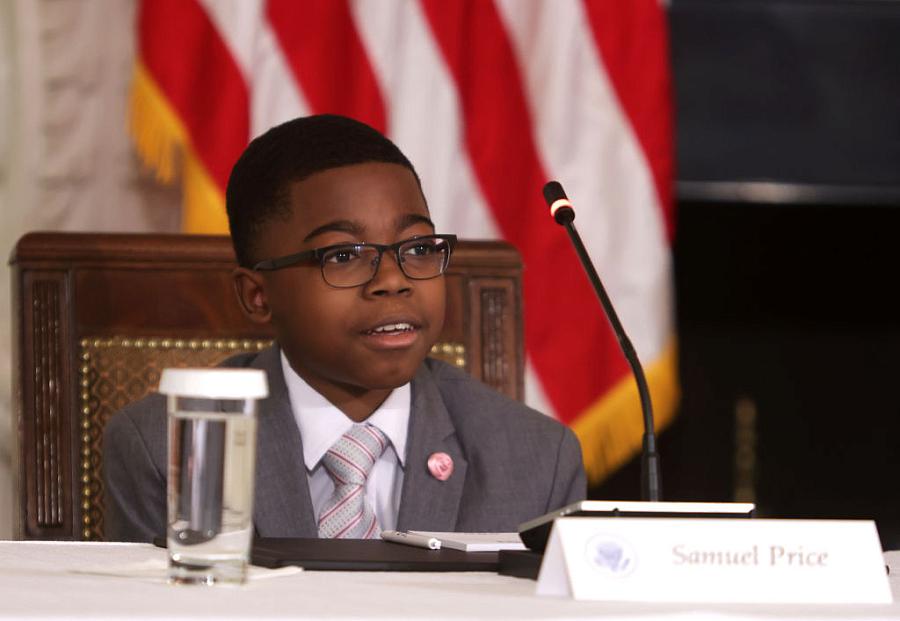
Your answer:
[396,364,467,532]
[251,346,318,537]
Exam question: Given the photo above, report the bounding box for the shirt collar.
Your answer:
[279,350,410,470]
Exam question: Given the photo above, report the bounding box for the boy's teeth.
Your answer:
[372,323,412,333]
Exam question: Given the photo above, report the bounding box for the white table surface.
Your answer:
[1,541,898,620]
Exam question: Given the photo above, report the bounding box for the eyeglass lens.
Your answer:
[320,237,451,288]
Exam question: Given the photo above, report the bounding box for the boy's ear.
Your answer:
[232,267,272,324]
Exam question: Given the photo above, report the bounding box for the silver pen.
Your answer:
[381,530,442,550]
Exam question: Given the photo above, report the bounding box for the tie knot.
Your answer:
[322,424,388,486]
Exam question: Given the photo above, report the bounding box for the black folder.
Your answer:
[250,538,500,572]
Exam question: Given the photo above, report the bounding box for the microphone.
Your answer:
[542,181,662,502]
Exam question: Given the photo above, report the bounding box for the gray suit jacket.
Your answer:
[103,346,586,542]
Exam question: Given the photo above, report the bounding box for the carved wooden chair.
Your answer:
[10,232,523,540]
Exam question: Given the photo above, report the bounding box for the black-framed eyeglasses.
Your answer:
[252,234,458,288]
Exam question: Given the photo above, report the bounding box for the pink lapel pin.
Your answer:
[427,452,454,481]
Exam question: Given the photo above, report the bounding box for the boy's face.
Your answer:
[246,162,446,397]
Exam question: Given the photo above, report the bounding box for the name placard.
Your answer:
[536,517,892,604]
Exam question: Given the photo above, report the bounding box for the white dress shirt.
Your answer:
[280,351,409,532]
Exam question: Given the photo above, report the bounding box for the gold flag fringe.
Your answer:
[129,62,229,234]
[572,337,680,484]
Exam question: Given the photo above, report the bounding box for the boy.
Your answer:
[103,114,586,541]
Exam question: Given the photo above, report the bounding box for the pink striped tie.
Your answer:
[318,424,388,539]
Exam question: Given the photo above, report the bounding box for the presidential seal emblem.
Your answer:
[585,534,637,577]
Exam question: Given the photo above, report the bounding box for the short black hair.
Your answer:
[225,114,422,267]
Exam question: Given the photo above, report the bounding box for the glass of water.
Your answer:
[159,368,268,585]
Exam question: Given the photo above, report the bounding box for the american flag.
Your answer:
[130,0,677,484]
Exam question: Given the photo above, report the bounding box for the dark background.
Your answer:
[592,0,900,549]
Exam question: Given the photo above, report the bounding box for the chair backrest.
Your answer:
[10,232,523,540]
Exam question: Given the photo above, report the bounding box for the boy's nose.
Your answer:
[365,251,411,296]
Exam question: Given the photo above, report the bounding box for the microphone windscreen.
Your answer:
[542,181,568,206]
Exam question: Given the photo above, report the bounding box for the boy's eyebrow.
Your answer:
[303,220,365,242]
[397,213,436,231]
[302,213,436,243]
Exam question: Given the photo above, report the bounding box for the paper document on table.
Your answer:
[408,531,526,552]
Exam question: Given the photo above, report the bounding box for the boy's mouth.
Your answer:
[361,320,422,349]
[364,322,416,335]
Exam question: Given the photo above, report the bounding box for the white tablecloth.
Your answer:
[1,541,898,620]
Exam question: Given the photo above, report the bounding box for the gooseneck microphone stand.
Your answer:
[542,181,662,502]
